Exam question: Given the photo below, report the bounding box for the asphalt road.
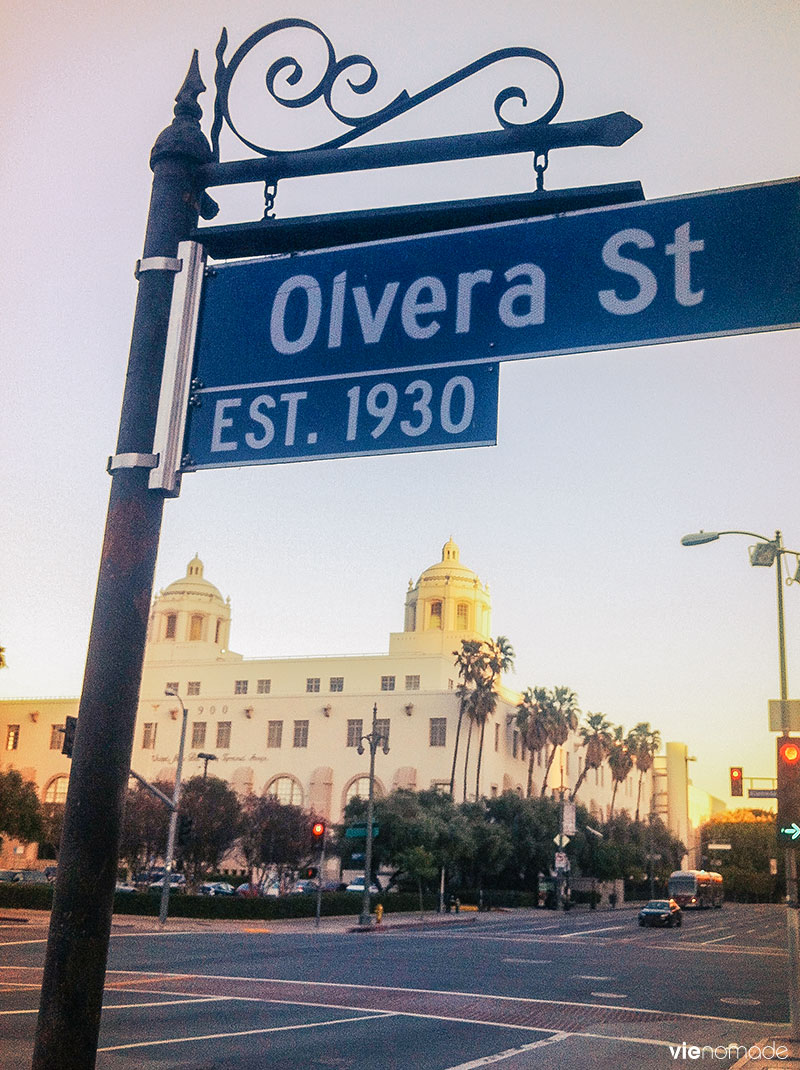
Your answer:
[0,903,788,1069]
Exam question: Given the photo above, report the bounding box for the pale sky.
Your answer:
[2,0,799,807]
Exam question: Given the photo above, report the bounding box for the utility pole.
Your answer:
[32,57,213,1069]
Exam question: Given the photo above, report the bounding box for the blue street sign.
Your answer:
[184,363,498,468]
[193,178,800,388]
[749,788,778,799]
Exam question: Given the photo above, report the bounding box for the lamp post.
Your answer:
[357,703,389,927]
[160,687,189,926]
[197,751,217,778]
[681,527,800,1031]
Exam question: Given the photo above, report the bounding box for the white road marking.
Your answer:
[590,992,628,999]
[701,934,737,945]
[502,958,552,964]
[443,1031,570,1068]
[0,996,227,1016]
[105,968,782,1026]
[97,1012,397,1053]
[574,975,611,981]
[559,924,630,937]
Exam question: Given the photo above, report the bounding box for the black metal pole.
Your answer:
[32,55,211,1070]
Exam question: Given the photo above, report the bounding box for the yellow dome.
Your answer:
[161,555,225,605]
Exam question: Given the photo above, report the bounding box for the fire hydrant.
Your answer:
[375,903,384,925]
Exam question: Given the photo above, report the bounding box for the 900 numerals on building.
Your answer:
[183,364,499,469]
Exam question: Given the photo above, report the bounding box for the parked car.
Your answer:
[638,899,682,928]
[345,877,382,894]
[199,881,236,896]
[12,870,51,885]
[290,879,319,895]
[115,882,137,893]
[235,880,276,897]
[0,870,20,883]
[148,873,186,892]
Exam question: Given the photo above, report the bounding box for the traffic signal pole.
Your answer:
[31,57,211,1069]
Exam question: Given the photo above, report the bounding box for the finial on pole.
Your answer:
[174,50,206,122]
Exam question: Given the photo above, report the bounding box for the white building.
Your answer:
[1,539,656,867]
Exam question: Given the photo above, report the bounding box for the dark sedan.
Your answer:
[638,898,682,927]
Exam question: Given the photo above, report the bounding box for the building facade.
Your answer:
[1,540,655,866]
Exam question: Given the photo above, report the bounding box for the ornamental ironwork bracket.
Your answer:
[202,18,641,193]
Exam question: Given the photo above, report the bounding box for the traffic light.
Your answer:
[777,737,800,844]
[311,821,325,839]
[177,814,194,847]
[304,866,318,879]
[729,766,743,797]
[62,716,77,758]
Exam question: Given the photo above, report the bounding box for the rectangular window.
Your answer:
[405,675,420,690]
[448,679,454,690]
[189,614,203,641]
[187,681,200,696]
[50,725,64,750]
[257,678,271,694]
[306,677,320,693]
[234,679,248,695]
[293,720,309,748]
[375,718,390,748]
[6,725,20,751]
[429,718,447,747]
[165,614,177,639]
[191,722,206,748]
[166,681,179,694]
[142,723,157,750]
[346,719,363,747]
[267,721,283,748]
[329,677,344,692]
[512,730,519,759]
[494,723,500,752]
[216,721,231,749]
[380,675,395,691]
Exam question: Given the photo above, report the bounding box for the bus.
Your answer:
[667,870,723,909]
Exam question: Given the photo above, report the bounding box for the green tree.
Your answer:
[627,723,662,821]
[238,795,322,886]
[516,687,549,798]
[539,686,580,797]
[571,712,612,802]
[0,768,43,849]
[397,845,438,914]
[177,775,242,886]
[119,779,173,877]
[607,725,634,819]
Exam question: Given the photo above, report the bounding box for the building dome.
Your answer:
[146,556,231,655]
[161,555,225,604]
[400,539,491,646]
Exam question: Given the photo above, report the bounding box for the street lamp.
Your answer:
[681,526,800,1030]
[197,752,217,778]
[356,703,389,927]
[160,687,189,926]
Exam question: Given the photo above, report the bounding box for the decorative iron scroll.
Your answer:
[211,18,565,160]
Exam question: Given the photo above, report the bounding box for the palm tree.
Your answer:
[516,687,549,797]
[473,636,515,799]
[607,724,633,818]
[628,722,662,821]
[540,686,580,797]
[570,711,612,801]
[449,640,484,797]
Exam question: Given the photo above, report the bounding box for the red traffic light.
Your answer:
[779,741,800,766]
[729,767,743,797]
[312,821,325,838]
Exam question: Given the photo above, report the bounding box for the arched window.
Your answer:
[456,603,469,630]
[189,614,204,641]
[264,775,303,806]
[343,776,385,806]
[165,613,177,639]
[44,776,68,804]
[429,601,442,629]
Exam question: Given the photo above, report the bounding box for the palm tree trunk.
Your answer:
[609,780,619,819]
[635,771,643,822]
[475,720,487,800]
[463,722,473,802]
[526,751,535,797]
[570,767,589,802]
[541,745,557,797]
[449,700,466,797]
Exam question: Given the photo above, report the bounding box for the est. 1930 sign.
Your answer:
[177,177,799,472]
